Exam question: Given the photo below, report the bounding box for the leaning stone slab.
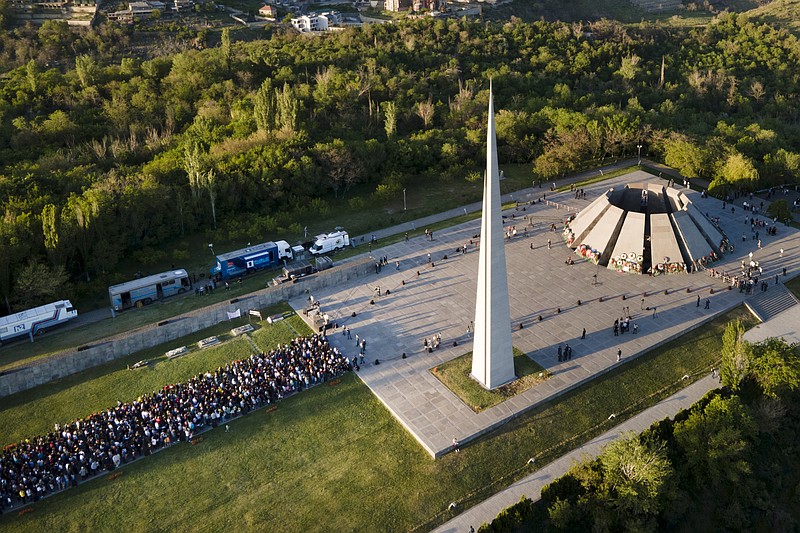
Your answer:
[165,346,189,360]
[197,336,221,349]
[231,324,254,336]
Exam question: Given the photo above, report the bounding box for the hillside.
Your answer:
[747,0,800,34]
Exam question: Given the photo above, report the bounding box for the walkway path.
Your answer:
[434,300,798,533]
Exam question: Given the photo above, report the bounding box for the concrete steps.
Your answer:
[745,283,799,322]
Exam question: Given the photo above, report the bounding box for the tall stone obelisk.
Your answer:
[471,86,516,389]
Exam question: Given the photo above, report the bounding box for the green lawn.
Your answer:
[0,306,751,532]
[432,347,550,412]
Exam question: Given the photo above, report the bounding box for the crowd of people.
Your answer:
[0,334,350,511]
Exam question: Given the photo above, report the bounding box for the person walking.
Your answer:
[581,328,586,340]
[617,349,622,362]
[704,299,710,309]
[696,295,700,307]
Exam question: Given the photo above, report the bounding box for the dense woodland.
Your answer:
[1,14,800,312]
[482,322,800,532]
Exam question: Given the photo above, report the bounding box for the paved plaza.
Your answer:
[292,170,800,458]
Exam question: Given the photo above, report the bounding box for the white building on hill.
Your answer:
[291,11,341,32]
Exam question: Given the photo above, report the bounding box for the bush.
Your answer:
[348,197,366,210]
[373,182,401,202]
[172,248,190,261]
[132,247,167,265]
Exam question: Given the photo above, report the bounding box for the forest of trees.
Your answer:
[481,323,800,532]
[1,14,800,312]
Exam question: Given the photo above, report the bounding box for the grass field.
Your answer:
[0,305,752,532]
[432,347,549,412]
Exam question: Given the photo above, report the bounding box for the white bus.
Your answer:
[108,269,191,311]
[0,300,78,344]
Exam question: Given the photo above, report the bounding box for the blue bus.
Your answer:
[108,269,191,311]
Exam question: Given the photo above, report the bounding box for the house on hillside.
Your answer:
[258,4,276,17]
[290,11,340,32]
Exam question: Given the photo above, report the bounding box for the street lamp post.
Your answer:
[637,144,642,166]
[403,188,407,211]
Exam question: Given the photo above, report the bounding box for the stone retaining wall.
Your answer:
[0,257,374,398]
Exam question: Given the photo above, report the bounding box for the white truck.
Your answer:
[309,229,350,255]
[0,300,78,344]
[275,240,297,262]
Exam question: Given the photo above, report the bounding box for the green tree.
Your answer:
[25,60,39,94]
[37,20,73,61]
[203,168,218,230]
[276,82,298,134]
[664,136,705,178]
[253,78,275,133]
[720,320,751,391]
[315,139,362,198]
[41,203,60,265]
[11,261,70,310]
[75,54,99,89]
[600,433,672,518]
[674,395,757,487]
[617,54,640,83]
[716,151,759,189]
[62,191,100,282]
[382,101,397,139]
[184,141,205,198]
[221,27,232,72]
[749,338,800,398]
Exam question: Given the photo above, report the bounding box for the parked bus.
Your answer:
[108,269,191,311]
[0,300,78,344]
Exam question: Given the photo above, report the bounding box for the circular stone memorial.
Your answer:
[562,182,729,275]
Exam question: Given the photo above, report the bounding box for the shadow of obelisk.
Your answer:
[470,85,516,389]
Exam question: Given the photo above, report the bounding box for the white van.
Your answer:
[309,229,350,255]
